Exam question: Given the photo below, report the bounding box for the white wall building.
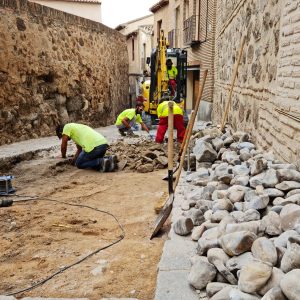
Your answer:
[30,0,102,23]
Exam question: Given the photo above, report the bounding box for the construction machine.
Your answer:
[142,30,187,125]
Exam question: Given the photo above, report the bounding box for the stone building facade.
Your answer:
[0,0,128,145]
[212,0,300,167]
[116,15,154,105]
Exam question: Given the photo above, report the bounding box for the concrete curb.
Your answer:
[154,176,199,300]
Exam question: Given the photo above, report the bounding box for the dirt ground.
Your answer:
[0,153,169,299]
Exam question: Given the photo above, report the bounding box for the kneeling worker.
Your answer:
[56,123,116,172]
[155,99,185,143]
[115,102,150,136]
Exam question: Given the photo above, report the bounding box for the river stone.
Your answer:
[264,188,285,198]
[273,230,299,248]
[237,142,256,151]
[218,215,236,235]
[231,175,250,186]
[226,252,256,271]
[250,158,268,176]
[197,237,219,255]
[280,204,300,231]
[207,248,238,285]
[222,151,241,165]
[261,211,282,236]
[227,185,246,203]
[211,210,229,222]
[224,136,234,146]
[229,289,261,300]
[245,193,270,210]
[251,237,278,265]
[185,208,205,226]
[193,140,217,162]
[280,237,300,273]
[261,286,287,300]
[212,137,224,152]
[276,181,300,191]
[206,282,233,298]
[212,189,228,200]
[280,194,300,205]
[191,224,207,241]
[202,226,220,240]
[271,164,297,170]
[188,258,217,289]
[258,267,285,296]
[220,231,257,256]
[225,220,262,235]
[240,152,252,162]
[271,205,283,214]
[212,198,234,212]
[280,269,300,300]
[250,170,278,188]
[238,260,273,293]
[233,165,250,176]
[173,217,194,235]
[276,169,300,182]
[201,185,216,200]
[286,188,300,198]
[185,187,204,201]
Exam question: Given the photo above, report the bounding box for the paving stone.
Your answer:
[158,240,197,271]
[155,270,199,300]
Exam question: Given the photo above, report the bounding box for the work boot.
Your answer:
[100,157,111,172]
[118,128,126,136]
[108,155,118,172]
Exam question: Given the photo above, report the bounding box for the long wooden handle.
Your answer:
[220,36,246,132]
[174,70,208,189]
[168,101,174,194]
[178,110,194,159]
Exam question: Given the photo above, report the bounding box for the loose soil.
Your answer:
[0,154,169,299]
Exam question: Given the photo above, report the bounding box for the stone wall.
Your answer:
[213,0,300,167]
[0,0,129,145]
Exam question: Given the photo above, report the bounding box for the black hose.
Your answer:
[1,194,125,296]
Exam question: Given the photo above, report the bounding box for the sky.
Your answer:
[101,0,158,29]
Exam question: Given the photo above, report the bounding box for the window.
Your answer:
[132,37,134,61]
[157,20,162,42]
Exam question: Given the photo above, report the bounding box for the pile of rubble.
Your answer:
[108,136,178,173]
[172,126,300,299]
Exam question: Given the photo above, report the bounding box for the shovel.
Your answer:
[151,70,208,239]
[150,102,174,239]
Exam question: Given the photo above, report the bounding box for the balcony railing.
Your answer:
[183,14,200,46]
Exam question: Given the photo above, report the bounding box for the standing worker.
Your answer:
[56,123,116,172]
[155,98,185,144]
[115,102,150,136]
[166,59,178,96]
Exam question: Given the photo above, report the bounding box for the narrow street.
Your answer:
[1,147,167,299]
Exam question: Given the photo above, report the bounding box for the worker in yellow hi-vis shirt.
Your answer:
[55,123,116,172]
[155,99,185,143]
[115,102,149,137]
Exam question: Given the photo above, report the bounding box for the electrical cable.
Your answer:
[2,194,125,296]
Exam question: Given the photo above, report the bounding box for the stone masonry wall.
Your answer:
[0,0,129,145]
[213,0,300,167]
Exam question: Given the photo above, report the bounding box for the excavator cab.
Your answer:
[142,30,187,125]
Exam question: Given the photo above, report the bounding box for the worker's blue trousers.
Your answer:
[75,144,108,170]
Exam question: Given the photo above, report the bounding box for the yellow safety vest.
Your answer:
[167,66,178,80]
[157,101,183,118]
